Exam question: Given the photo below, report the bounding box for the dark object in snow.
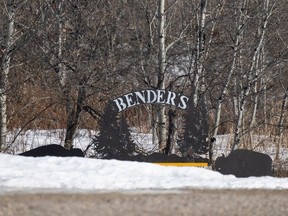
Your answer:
[215,149,273,177]
[19,144,84,157]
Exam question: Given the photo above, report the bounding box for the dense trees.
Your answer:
[92,102,136,159]
[179,90,209,157]
[0,0,287,163]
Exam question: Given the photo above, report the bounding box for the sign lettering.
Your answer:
[113,89,189,112]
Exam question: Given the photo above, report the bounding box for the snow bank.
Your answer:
[0,154,288,193]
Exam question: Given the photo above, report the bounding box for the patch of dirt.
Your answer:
[1,189,288,216]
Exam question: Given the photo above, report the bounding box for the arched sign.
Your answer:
[112,89,189,112]
[93,88,209,167]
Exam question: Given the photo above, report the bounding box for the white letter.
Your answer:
[124,93,136,108]
[113,97,127,112]
[135,91,146,105]
[178,95,189,109]
[165,91,176,106]
[157,89,166,104]
[146,90,157,103]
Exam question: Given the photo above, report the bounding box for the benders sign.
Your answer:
[112,89,189,112]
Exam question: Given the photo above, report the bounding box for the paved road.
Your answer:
[1,189,288,216]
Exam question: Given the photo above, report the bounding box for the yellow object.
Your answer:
[155,162,208,167]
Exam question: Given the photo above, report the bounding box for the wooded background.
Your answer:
[1,0,287,160]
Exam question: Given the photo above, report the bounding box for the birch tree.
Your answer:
[38,0,132,149]
[232,0,277,150]
[44,0,73,148]
[0,0,15,150]
[157,0,167,151]
[125,0,191,152]
[212,1,246,139]
[192,0,207,105]
[275,86,288,160]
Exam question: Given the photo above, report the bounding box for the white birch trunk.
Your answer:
[262,77,268,132]
[232,0,274,150]
[157,0,167,150]
[213,8,245,138]
[0,1,15,150]
[56,0,66,89]
[53,0,74,149]
[275,87,288,160]
[247,46,260,147]
[193,0,207,105]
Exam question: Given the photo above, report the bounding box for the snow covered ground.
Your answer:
[0,153,288,194]
[7,129,288,158]
[1,129,288,193]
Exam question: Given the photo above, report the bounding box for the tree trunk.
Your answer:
[56,0,66,89]
[0,0,15,150]
[275,86,288,160]
[164,109,176,155]
[64,86,86,149]
[54,0,79,149]
[157,0,167,151]
[193,0,207,105]
[232,0,273,150]
[262,77,268,132]
[213,4,245,139]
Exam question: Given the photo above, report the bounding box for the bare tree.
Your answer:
[35,1,130,149]
[275,86,288,160]
[212,1,246,139]
[1,0,15,150]
[232,0,277,150]
[0,0,140,152]
[157,0,167,151]
[1,0,288,161]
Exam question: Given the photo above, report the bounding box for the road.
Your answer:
[1,189,288,216]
